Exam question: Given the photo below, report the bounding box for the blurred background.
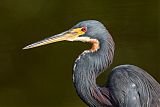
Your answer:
[0,0,159,107]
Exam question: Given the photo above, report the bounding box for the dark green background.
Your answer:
[0,0,159,107]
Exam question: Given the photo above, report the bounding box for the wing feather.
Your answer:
[107,65,160,107]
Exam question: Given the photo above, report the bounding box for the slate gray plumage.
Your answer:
[23,20,160,107]
[72,20,160,107]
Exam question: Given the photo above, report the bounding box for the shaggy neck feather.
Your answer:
[73,35,114,106]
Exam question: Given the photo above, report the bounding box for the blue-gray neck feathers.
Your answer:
[73,31,114,106]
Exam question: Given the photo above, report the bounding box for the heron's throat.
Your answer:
[75,37,100,52]
[88,39,100,52]
[73,36,115,106]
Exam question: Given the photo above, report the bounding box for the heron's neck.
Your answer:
[73,36,114,106]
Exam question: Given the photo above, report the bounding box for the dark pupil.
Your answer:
[81,27,86,32]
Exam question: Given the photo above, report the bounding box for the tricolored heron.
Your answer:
[23,20,160,107]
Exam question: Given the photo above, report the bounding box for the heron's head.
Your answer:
[23,20,110,51]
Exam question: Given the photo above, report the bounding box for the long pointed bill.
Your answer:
[23,28,86,49]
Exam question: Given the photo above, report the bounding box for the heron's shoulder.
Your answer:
[112,64,141,72]
[109,64,145,80]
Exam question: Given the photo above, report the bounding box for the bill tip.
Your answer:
[22,46,31,50]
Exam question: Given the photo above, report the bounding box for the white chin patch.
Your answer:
[73,37,91,42]
[66,37,90,42]
[73,37,100,52]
